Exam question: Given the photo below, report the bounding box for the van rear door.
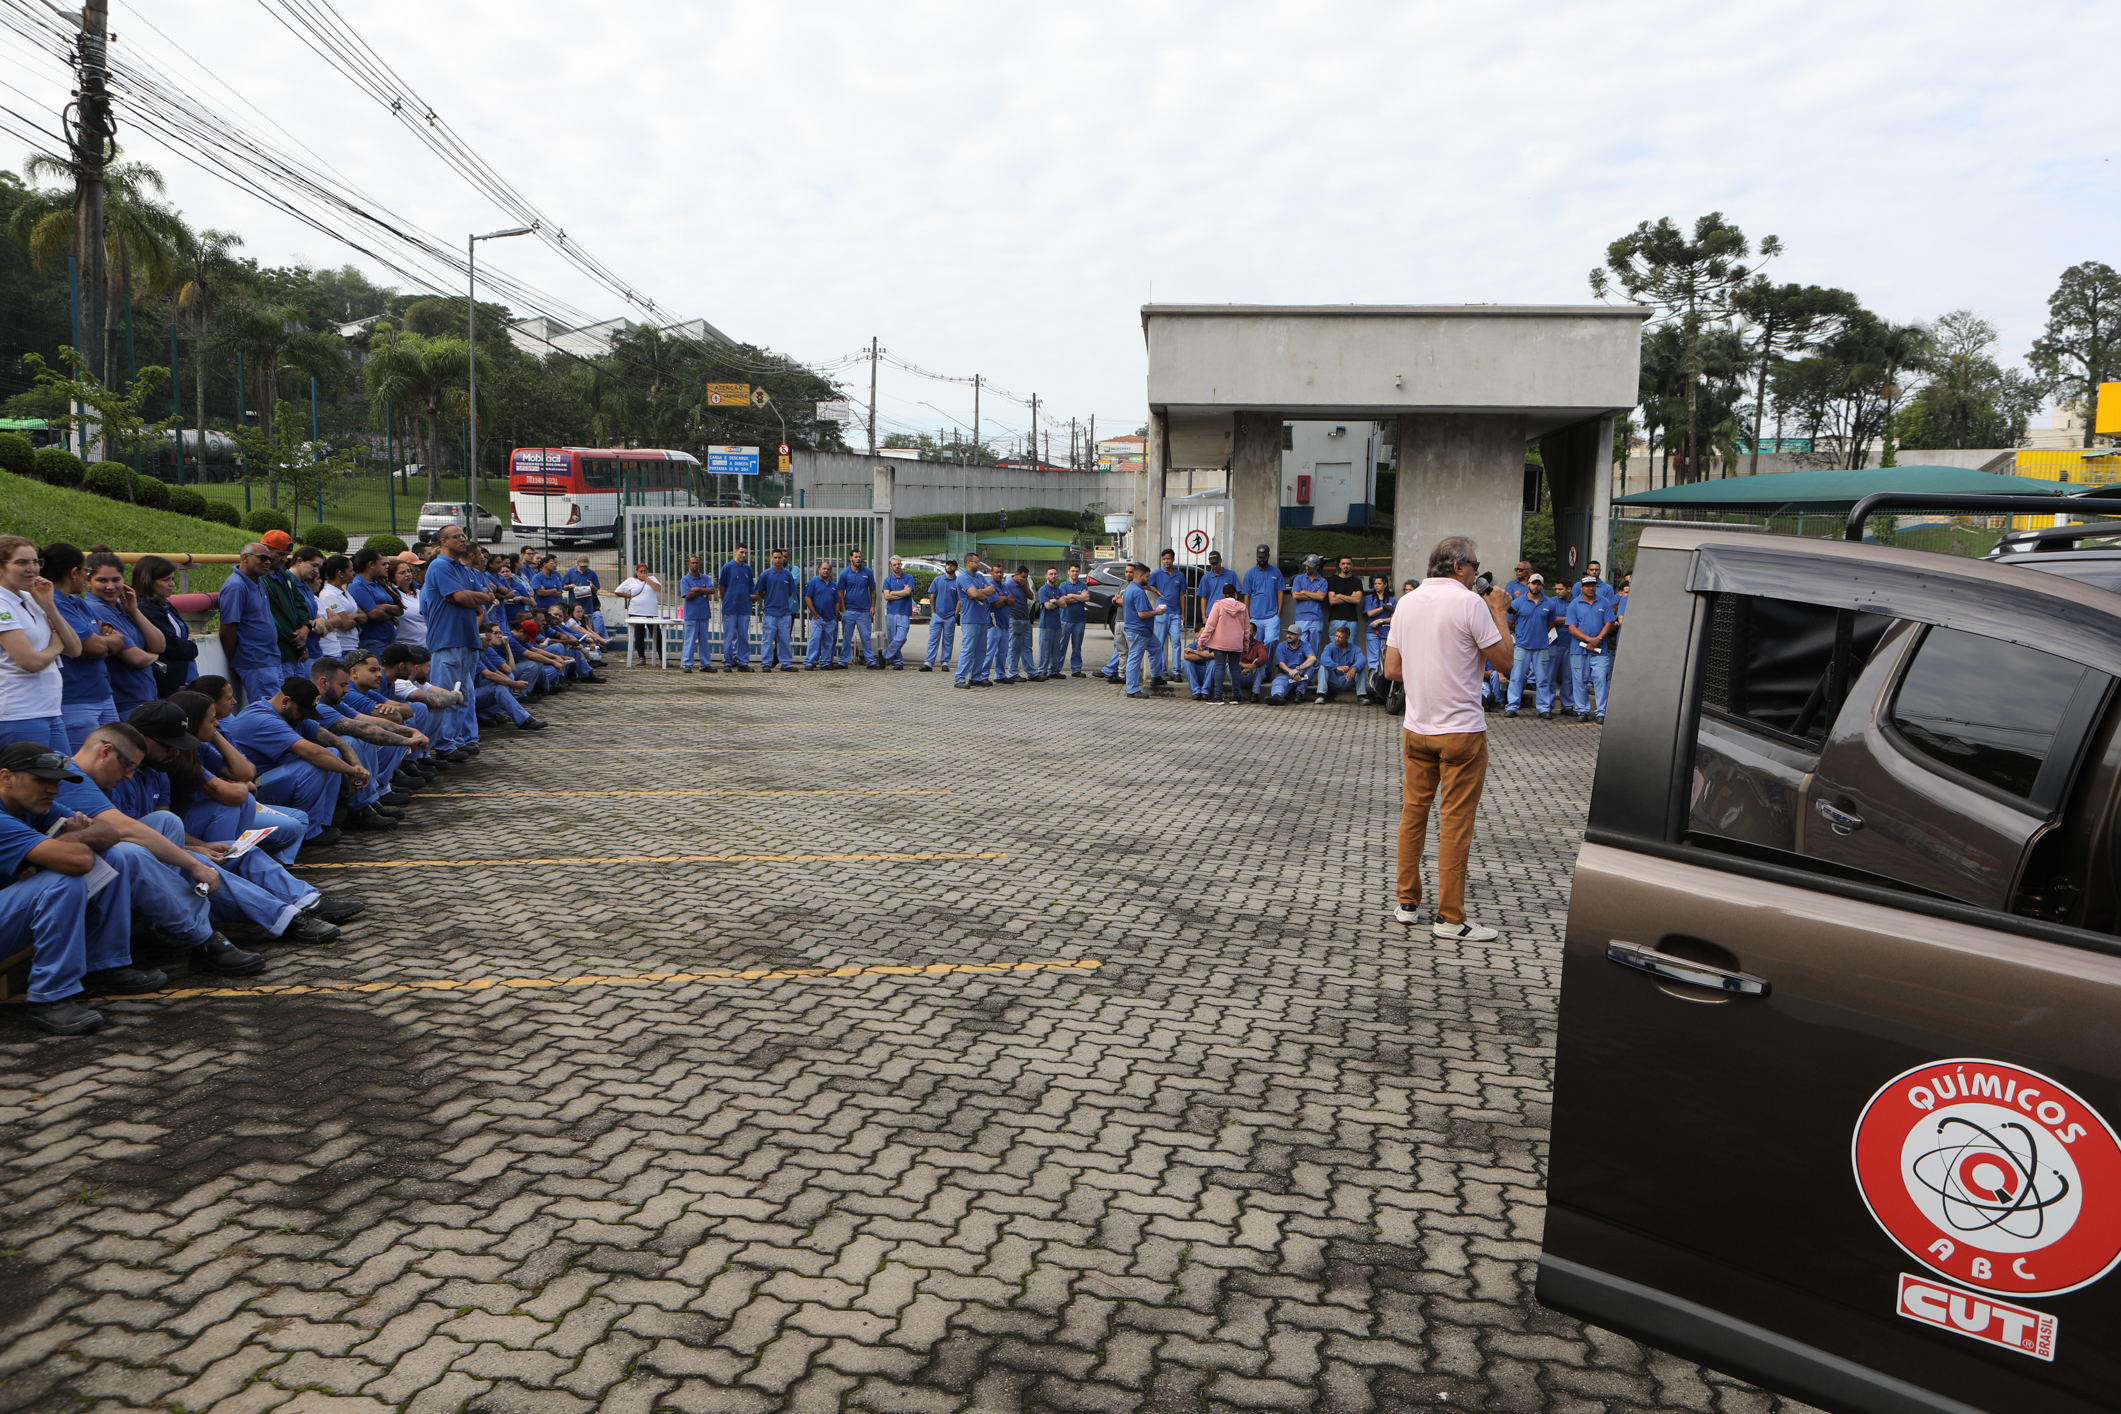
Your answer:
[1541,530,2121,1414]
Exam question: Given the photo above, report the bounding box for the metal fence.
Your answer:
[1606,509,2023,581]
[623,506,890,659]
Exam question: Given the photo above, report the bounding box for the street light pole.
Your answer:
[469,225,536,540]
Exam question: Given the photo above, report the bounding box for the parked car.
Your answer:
[415,501,504,544]
[1540,491,2121,1414]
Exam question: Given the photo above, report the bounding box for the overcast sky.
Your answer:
[9,0,2116,450]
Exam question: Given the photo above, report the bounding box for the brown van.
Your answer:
[1539,511,2121,1414]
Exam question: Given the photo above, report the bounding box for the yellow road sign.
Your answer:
[2097,382,2121,436]
[751,387,771,406]
[706,383,750,406]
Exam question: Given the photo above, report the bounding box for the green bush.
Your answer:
[34,446,85,488]
[85,461,135,500]
[896,507,1083,536]
[302,523,349,553]
[363,532,408,556]
[242,506,293,534]
[0,433,33,480]
[136,476,171,510]
[197,499,242,527]
[166,485,208,518]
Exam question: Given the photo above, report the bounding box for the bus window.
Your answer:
[578,458,616,490]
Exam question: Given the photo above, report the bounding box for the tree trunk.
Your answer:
[1750,328,1772,478]
[193,334,207,485]
[263,368,281,508]
[426,409,444,502]
[1684,301,1701,484]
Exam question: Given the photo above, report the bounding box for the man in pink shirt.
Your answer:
[1383,535,1513,941]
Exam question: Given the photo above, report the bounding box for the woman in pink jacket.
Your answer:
[1197,583,1253,703]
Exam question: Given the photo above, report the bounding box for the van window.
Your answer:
[1698,594,1890,744]
[1888,627,2085,798]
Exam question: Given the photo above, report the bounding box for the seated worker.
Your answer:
[185,676,318,849]
[309,657,425,820]
[1317,624,1366,703]
[0,742,153,1034]
[546,607,607,668]
[380,645,474,760]
[162,690,305,862]
[1236,634,1271,703]
[71,720,339,955]
[529,613,599,680]
[1180,632,1218,700]
[509,618,576,694]
[1267,626,1318,703]
[339,649,437,790]
[219,676,378,837]
[563,604,610,657]
[473,625,544,729]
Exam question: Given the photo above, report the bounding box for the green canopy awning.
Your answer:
[1614,465,2078,514]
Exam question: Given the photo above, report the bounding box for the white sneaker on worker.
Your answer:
[1432,920,1500,942]
[1392,904,1423,925]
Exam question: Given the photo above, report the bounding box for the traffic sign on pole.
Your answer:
[706,383,750,406]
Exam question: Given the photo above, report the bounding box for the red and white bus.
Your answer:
[509,447,707,545]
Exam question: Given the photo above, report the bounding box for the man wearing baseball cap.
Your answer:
[1564,575,1617,724]
[1505,574,1564,719]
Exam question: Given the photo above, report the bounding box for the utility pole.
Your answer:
[972,375,981,466]
[68,0,113,441]
[1030,393,1039,470]
[867,336,879,457]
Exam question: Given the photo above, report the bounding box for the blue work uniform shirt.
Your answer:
[1505,578,1532,602]
[0,803,49,883]
[220,698,308,770]
[1241,565,1286,620]
[882,572,915,619]
[805,576,839,621]
[930,573,958,620]
[529,571,565,609]
[956,571,992,626]
[1320,638,1365,676]
[1564,597,1616,655]
[1274,639,1312,673]
[1290,573,1328,624]
[350,576,397,650]
[1196,568,1238,609]
[838,566,876,614]
[1036,582,1066,621]
[217,568,280,672]
[1363,593,1396,637]
[54,593,113,705]
[1061,579,1089,624]
[718,561,756,617]
[755,567,798,617]
[1149,567,1186,618]
[419,554,484,651]
[1120,582,1155,635]
[341,686,387,716]
[991,581,1020,627]
[96,598,155,703]
[1510,594,1561,650]
[679,573,715,622]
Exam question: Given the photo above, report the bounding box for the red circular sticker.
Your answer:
[1853,1059,2121,1296]
[1184,529,1210,555]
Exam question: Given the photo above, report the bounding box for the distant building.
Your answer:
[1096,433,1145,474]
[506,314,734,361]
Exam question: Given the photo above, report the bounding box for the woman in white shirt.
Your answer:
[0,535,82,752]
[391,559,428,647]
[315,555,362,658]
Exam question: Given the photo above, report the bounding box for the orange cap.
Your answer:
[259,530,294,550]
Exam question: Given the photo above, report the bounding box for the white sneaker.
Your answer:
[1393,904,1424,925]
[1432,920,1500,942]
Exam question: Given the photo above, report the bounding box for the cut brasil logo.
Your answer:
[1853,1059,2121,1297]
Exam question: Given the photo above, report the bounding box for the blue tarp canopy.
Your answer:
[1613,465,2078,514]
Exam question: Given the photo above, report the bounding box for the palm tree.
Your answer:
[7,151,191,387]
[173,227,247,467]
[364,326,491,501]
[210,302,345,506]
[574,361,625,447]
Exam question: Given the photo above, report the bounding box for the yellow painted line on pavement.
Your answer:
[108,957,1102,1003]
[299,850,1004,869]
[417,789,951,798]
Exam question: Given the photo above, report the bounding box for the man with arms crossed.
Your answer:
[1384,536,1512,942]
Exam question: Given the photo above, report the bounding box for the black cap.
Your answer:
[0,743,82,781]
[127,700,200,751]
[1256,543,1271,553]
[280,678,325,720]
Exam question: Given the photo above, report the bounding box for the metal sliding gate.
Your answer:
[624,507,893,661]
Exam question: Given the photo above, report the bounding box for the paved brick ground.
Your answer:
[0,641,1818,1413]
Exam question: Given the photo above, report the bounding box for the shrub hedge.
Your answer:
[302,524,349,553]
[35,447,85,487]
[242,507,293,534]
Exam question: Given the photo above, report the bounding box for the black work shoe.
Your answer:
[307,826,344,847]
[307,896,366,923]
[83,966,167,994]
[378,790,412,807]
[368,804,406,820]
[27,997,104,1035]
[583,674,610,683]
[193,938,266,976]
[282,915,340,945]
[440,749,473,763]
[392,773,424,792]
[344,808,398,832]
[919,665,932,672]
[520,718,548,730]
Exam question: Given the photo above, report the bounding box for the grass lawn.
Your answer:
[191,476,509,538]
[1281,526,1395,563]
[0,471,252,592]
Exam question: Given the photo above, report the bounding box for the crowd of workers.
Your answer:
[0,523,613,1036]
[594,540,1628,717]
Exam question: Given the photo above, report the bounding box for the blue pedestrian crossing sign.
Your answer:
[707,445,760,476]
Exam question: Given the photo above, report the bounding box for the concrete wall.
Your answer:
[1393,414,1529,592]
[794,450,1125,517]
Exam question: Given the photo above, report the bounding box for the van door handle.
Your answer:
[1605,942,1772,997]
[1815,799,1863,834]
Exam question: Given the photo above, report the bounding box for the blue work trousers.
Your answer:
[1250,615,1281,651]
[882,614,910,665]
[428,646,482,751]
[1570,651,1612,717]
[107,838,211,947]
[62,700,118,751]
[806,619,837,668]
[1269,669,1309,701]
[839,611,876,665]
[1367,631,1389,672]
[723,611,752,668]
[1065,622,1086,672]
[1155,612,1184,668]
[925,616,955,669]
[1123,629,1163,694]
[680,618,713,668]
[142,812,314,937]
[955,622,991,685]
[760,614,794,669]
[256,760,337,840]
[988,623,1012,679]
[237,664,291,708]
[0,714,68,754]
[477,682,531,725]
[1008,621,1034,678]
[341,737,396,809]
[1508,647,1554,713]
[0,869,126,1002]
[1037,620,1064,677]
